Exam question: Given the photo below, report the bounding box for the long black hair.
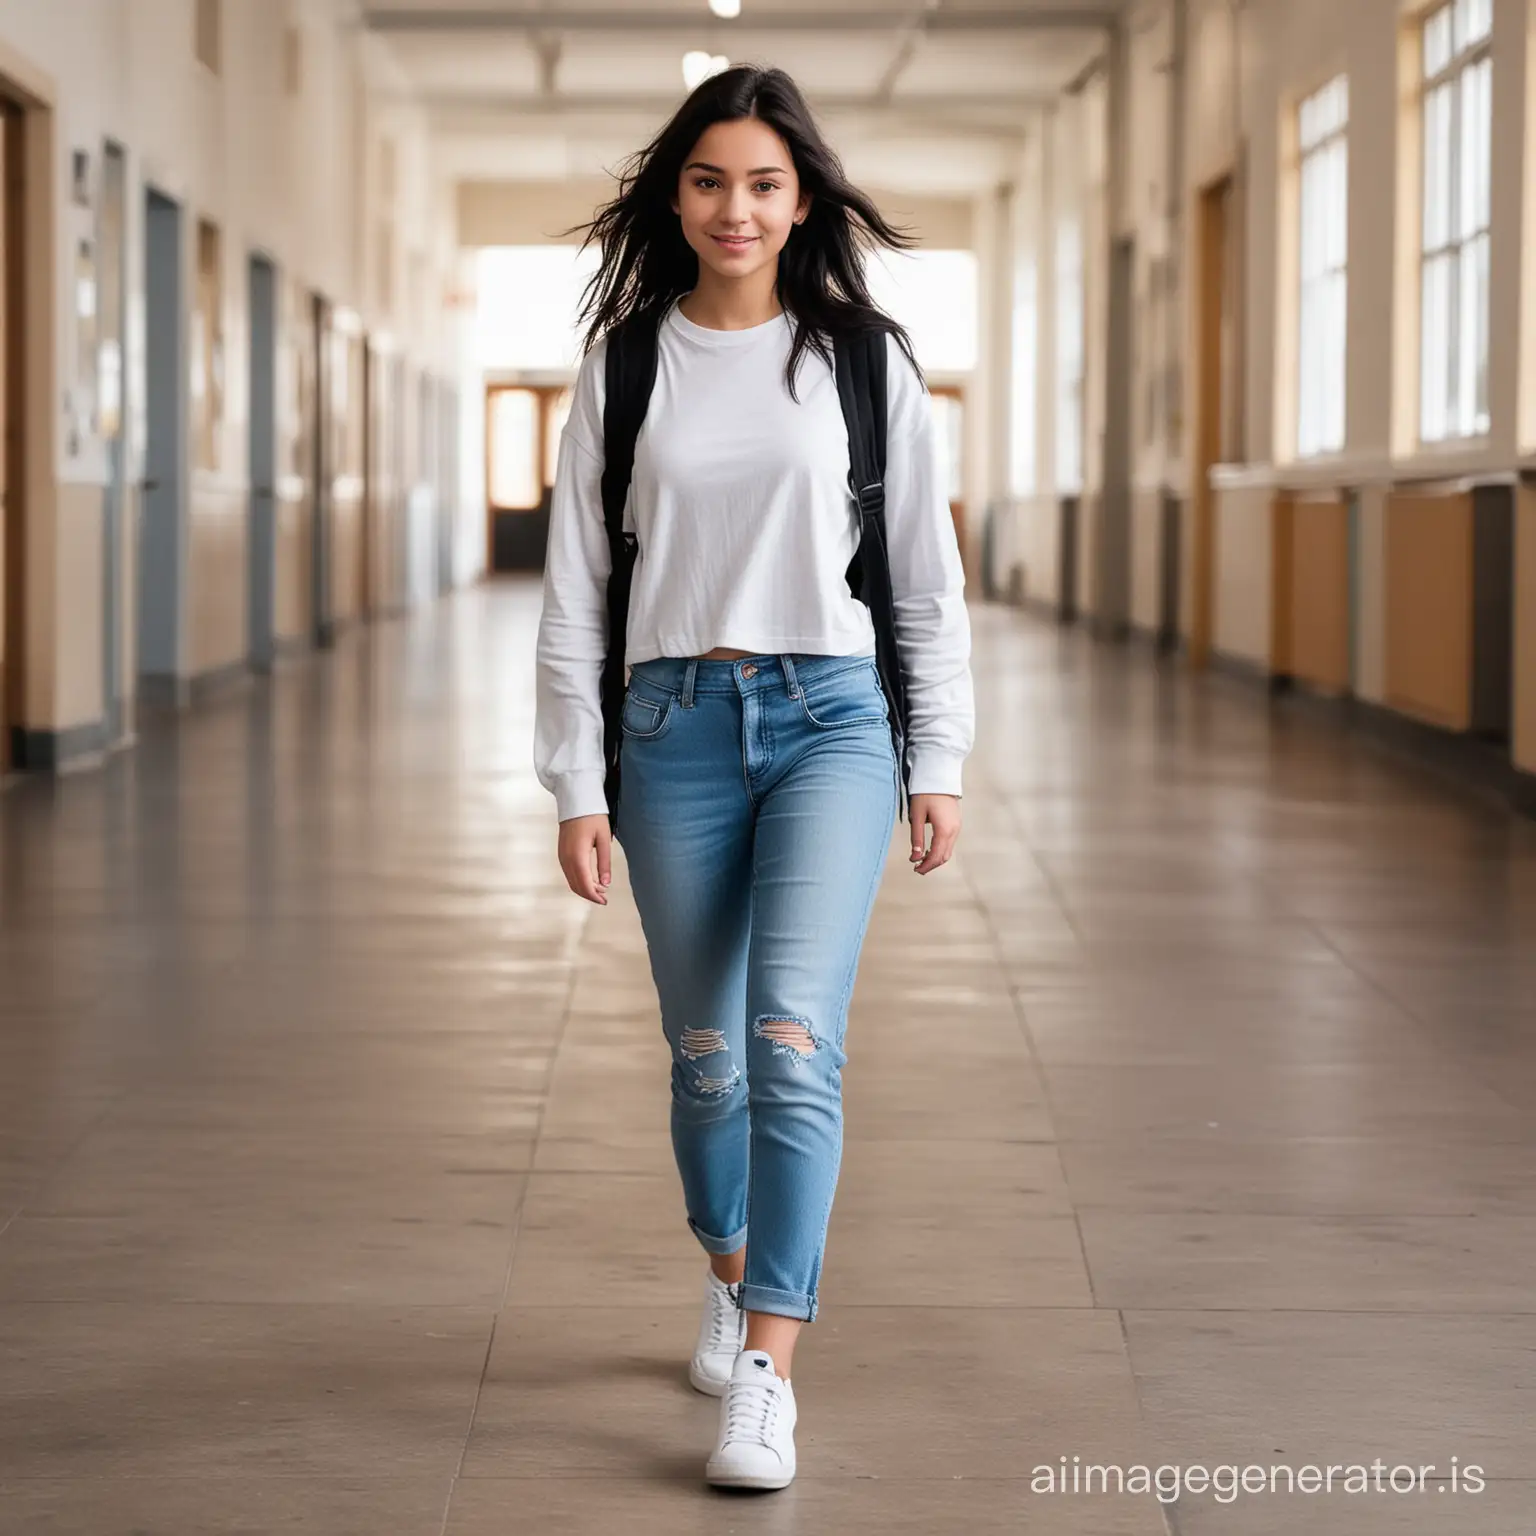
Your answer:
[571,65,921,396]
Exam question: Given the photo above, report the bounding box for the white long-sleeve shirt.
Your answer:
[534,300,975,823]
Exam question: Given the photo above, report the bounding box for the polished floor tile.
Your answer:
[1,582,1533,1531]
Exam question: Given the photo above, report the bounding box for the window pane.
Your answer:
[476,246,600,371]
[1422,81,1455,251]
[1010,257,1037,496]
[1326,137,1349,271]
[1055,219,1084,492]
[1420,251,1454,441]
[1324,270,1347,452]
[1456,0,1492,49]
[1424,3,1453,76]
[1298,282,1321,456]
[863,249,978,372]
[1459,55,1492,237]
[1456,230,1490,436]
[488,389,540,510]
[1300,154,1323,281]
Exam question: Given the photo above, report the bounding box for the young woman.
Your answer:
[534,65,974,1491]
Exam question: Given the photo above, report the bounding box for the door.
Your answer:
[1098,236,1134,638]
[138,188,186,696]
[0,104,20,771]
[311,293,332,646]
[411,367,436,608]
[248,253,278,669]
[1190,175,1237,669]
[98,141,127,741]
[437,381,457,594]
[271,276,315,649]
[484,383,570,573]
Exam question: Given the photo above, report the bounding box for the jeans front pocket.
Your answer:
[621,681,676,741]
[796,660,889,731]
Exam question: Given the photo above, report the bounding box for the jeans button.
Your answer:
[740,663,757,679]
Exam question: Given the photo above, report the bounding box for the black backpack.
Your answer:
[597,309,909,829]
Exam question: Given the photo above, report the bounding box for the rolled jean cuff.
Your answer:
[687,1215,748,1256]
[737,1281,816,1322]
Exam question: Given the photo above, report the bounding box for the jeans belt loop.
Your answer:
[779,653,801,699]
[682,659,699,709]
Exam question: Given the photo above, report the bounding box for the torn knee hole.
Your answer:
[693,1065,741,1096]
[755,1015,819,1058]
[680,1027,728,1061]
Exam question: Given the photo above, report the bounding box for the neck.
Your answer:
[678,263,782,331]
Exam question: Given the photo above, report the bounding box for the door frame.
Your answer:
[98,139,129,744]
[0,96,26,771]
[311,292,332,647]
[1098,234,1135,640]
[138,185,188,701]
[248,250,278,669]
[1190,173,1234,670]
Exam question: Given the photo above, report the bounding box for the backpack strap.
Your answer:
[834,328,910,822]
[599,312,661,829]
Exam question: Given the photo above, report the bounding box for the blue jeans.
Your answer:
[615,652,899,1322]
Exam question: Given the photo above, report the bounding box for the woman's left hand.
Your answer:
[908,794,961,875]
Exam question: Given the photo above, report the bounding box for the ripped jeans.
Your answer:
[615,652,899,1322]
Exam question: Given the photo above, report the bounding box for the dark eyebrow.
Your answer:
[684,162,787,176]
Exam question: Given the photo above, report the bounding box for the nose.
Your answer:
[721,188,753,226]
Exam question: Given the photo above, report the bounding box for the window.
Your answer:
[1055,219,1083,494]
[863,249,978,373]
[1297,76,1349,457]
[1419,0,1493,443]
[192,219,223,471]
[476,246,602,371]
[1010,256,1037,496]
[195,0,221,75]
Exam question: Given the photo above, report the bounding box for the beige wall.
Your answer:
[1129,487,1162,633]
[1211,481,1274,668]
[0,0,460,740]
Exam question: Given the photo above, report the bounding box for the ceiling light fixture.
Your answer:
[683,50,730,89]
[708,0,742,17]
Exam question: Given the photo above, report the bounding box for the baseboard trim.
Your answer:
[137,674,190,712]
[139,659,253,714]
[1208,649,1278,691]
[188,659,252,708]
[10,718,109,772]
[1514,767,1536,817]
[1234,670,1536,820]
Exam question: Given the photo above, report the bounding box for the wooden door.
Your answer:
[485,383,571,574]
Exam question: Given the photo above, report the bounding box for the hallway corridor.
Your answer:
[1,582,1534,1534]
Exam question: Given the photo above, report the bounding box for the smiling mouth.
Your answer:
[711,234,758,249]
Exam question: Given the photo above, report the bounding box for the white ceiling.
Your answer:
[363,1,1118,196]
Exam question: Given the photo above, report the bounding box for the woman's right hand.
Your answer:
[557,814,613,904]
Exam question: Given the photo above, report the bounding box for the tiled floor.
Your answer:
[1,581,1534,1534]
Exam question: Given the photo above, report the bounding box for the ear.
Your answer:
[794,193,811,225]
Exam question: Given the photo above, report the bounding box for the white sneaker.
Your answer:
[688,1269,747,1397]
[704,1348,797,1490]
